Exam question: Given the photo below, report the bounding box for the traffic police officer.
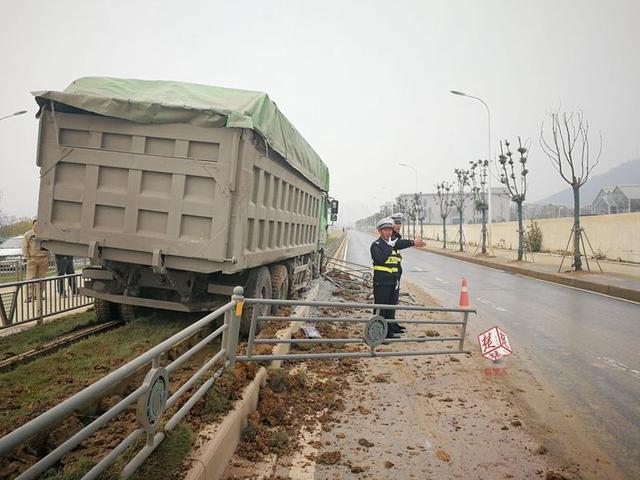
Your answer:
[22,219,50,302]
[370,217,423,337]
[391,212,403,239]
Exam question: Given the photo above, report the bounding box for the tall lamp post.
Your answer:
[450,90,493,253]
[0,110,27,122]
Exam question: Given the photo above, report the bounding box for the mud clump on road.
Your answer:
[317,450,341,465]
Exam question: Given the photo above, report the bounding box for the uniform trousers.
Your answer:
[373,282,400,335]
[55,255,78,294]
[26,256,49,301]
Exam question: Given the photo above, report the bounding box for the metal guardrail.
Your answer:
[321,234,344,267]
[0,273,93,329]
[0,290,242,480]
[324,257,373,283]
[237,297,474,363]
[0,256,90,283]
[0,286,475,479]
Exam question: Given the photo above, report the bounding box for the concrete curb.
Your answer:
[184,283,320,480]
[424,248,640,303]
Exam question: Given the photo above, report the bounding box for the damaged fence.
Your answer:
[0,285,474,479]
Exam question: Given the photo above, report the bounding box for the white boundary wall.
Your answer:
[420,212,640,263]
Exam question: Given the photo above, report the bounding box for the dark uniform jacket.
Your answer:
[370,236,414,286]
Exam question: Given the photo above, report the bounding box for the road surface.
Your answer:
[346,230,640,477]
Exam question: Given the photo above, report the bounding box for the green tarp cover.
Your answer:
[33,77,330,191]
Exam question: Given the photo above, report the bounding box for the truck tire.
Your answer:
[94,298,121,323]
[269,263,289,314]
[240,266,272,337]
[269,264,289,312]
[119,304,137,323]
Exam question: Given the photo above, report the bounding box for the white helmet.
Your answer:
[390,212,403,224]
[376,217,394,230]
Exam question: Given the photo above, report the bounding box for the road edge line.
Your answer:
[423,247,640,303]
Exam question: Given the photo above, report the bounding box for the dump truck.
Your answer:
[32,77,336,331]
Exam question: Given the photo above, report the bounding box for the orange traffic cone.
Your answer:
[458,277,470,308]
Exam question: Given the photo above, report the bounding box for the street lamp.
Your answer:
[398,163,418,193]
[450,90,493,253]
[0,110,27,121]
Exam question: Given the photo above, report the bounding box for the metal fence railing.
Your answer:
[321,234,344,266]
[0,273,93,329]
[0,289,242,480]
[0,286,475,479]
[0,255,90,283]
[237,297,474,363]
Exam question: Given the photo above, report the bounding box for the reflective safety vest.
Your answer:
[373,248,402,274]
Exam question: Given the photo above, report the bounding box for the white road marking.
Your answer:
[414,267,424,272]
[476,297,509,312]
[596,357,640,380]
[435,276,452,285]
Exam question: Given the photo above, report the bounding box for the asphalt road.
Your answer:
[346,229,640,477]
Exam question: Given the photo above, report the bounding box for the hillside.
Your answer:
[535,158,640,206]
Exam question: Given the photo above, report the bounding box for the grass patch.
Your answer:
[0,310,98,359]
[39,424,195,480]
[0,315,189,435]
[129,424,195,480]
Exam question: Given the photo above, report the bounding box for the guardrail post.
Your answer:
[225,286,244,368]
[459,310,469,352]
[37,279,44,325]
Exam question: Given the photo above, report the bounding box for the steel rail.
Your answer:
[0,300,235,457]
[238,349,472,362]
[246,297,476,313]
[0,320,123,371]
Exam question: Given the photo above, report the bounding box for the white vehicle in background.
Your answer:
[0,236,23,262]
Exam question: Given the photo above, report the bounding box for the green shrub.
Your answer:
[525,221,543,252]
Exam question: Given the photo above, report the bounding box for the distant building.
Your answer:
[592,187,616,215]
[394,187,511,225]
[526,203,571,219]
[592,185,640,214]
[612,185,640,213]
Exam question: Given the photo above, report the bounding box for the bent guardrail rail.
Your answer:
[237,297,474,363]
[0,285,475,480]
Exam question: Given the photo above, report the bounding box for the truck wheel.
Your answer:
[269,264,289,313]
[240,266,272,337]
[119,304,137,323]
[270,264,289,299]
[94,298,121,323]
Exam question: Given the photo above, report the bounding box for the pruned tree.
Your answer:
[453,168,470,252]
[540,110,602,271]
[412,192,425,239]
[434,182,453,248]
[395,198,409,237]
[469,159,489,254]
[497,138,529,261]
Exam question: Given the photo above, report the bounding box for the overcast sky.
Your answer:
[1,0,639,225]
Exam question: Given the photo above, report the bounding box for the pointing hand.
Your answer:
[414,238,426,248]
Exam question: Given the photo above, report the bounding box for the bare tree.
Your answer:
[469,160,489,254]
[540,110,602,271]
[434,182,453,248]
[395,198,409,237]
[497,138,529,261]
[412,192,425,239]
[453,169,470,252]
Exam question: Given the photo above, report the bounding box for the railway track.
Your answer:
[0,319,123,371]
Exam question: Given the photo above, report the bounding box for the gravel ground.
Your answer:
[222,276,590,480]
